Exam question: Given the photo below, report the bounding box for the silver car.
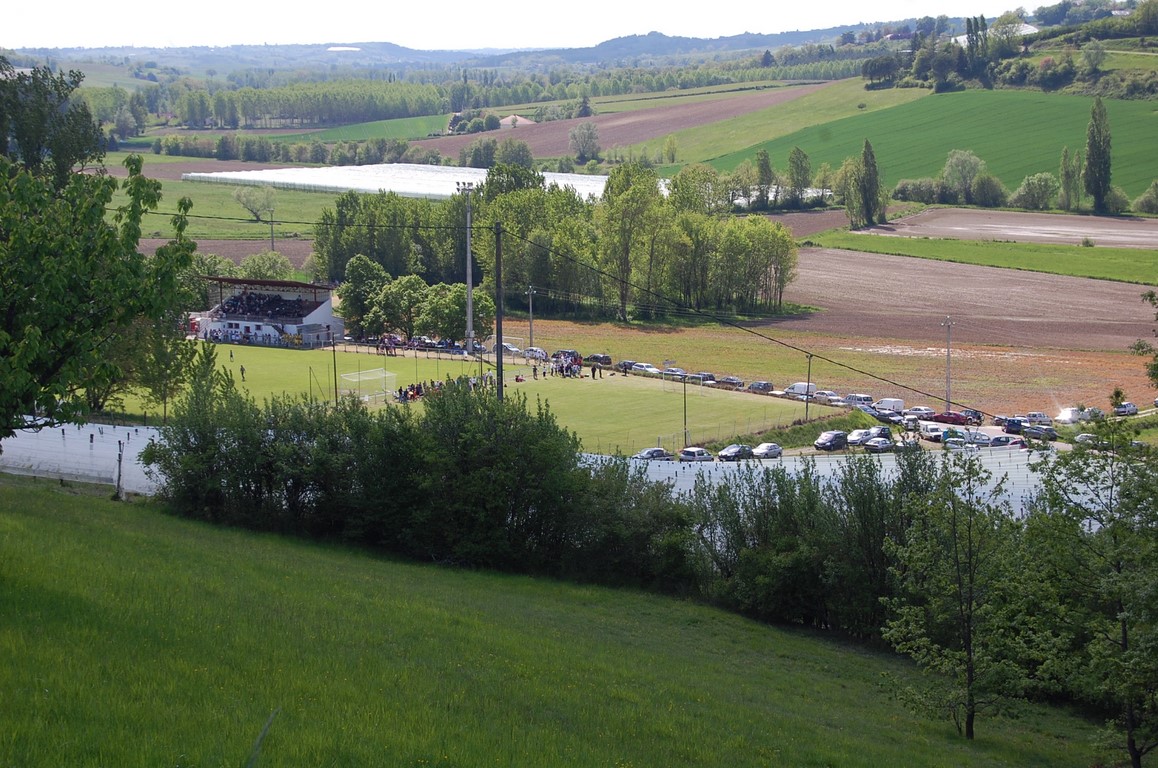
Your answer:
[678,447,714,462]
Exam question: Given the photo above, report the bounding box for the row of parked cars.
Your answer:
[631,442,785,462]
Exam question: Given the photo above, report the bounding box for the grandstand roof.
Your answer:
[201,276,332,295]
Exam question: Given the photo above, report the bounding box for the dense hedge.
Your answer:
[143,345,946,639]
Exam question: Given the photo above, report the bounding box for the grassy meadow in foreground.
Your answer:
[0,475,1106,767]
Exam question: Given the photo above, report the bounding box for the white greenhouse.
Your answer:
[182,163,612,201]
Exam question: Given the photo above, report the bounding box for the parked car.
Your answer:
[874,410,904,425]
[684,373,710,386]
[847,428,874,445]
[717,443,754,461]
[1114,401,1139,416]
[616,360,638,373]
[903,406,937,420]
[1055,407,1092,425]
[1023,424,1059,441]
[814,430,848,451]
[752,442,783,459]
[944,437,980,452]
[1003,417,1028,434]
[813,390,843,405]
[1025,411,1053,426]
[631,447,673,461]
[864,437,895,453]
[933,411,969,426]
[693,372,717,383]
[746,381,774,395]
[493,342,521,356]
[920,423,946,441]
[524,346,548,361]
[1074,433,1100,445]
[717,376,744,390]
[864,426,894,441]
[661,367,687,380]
[874,398,905,413]
[631,362,661,375]
[990,435,1026,449]
[552,349,580,361]
[678,446,714,462]
[586,353,612,366]
[961,408,984,426]
[966,430,992,447]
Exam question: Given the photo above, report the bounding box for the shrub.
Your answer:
[1105,184,1131,214]
[1133,180,1158,214]
[971,173,1009,208]
[1009,173,1059,210]
[893,178,939,204]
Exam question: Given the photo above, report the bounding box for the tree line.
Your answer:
[143,353,1158,767]
[314,161,802,324]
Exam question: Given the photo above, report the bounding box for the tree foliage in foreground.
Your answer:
[0,155,193,440]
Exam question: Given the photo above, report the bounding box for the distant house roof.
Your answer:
[500,114,536,128]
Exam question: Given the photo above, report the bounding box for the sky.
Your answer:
[8,1,1015,51]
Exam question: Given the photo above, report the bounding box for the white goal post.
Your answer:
[340,368,396,403]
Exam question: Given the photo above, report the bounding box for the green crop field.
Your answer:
[713,89,1158,198]
[0,475,1105,767]
[273,113,452,144]
[813,229,1158,284]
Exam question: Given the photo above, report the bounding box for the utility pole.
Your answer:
[494,222,504,401]
[804,353,813,422]
[457,181,475,358]
[527,285,534,351]
[942,315,954,411]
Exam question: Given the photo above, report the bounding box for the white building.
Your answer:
[192,276,344,349]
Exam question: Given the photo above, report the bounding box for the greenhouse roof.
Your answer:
[182,163,611,201]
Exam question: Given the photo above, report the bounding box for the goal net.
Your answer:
[340,368,396,404]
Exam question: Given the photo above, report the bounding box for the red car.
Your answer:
[933,411,969,425]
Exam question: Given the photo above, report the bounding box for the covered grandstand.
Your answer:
[192,276,345,349]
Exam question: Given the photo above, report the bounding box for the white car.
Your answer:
[966,431,992,447]
[1114,402,1139,417]
[944,437,979,452]
[752,442,783,459]
[678,447,714,462]
[904,406,937,420]
[847,428,874,445]
[523,346,548,360]
[631,362,661,375]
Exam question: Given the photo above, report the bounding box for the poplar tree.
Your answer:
[1084,96,1112,214]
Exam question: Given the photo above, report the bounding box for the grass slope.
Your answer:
[714,89,1158,197]
[0,476,1104,767]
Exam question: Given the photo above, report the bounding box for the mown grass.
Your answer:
[812,228,1158,284]
[0,475,1106,767]
[113,341,834,456]
[713,89,1158,197]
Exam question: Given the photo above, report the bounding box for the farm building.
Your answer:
[191,276,345,349]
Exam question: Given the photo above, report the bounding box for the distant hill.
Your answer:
[11,20,932,72]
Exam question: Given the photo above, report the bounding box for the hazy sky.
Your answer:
[8,1,1015,51]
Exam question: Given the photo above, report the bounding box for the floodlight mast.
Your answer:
[457,181,475,360]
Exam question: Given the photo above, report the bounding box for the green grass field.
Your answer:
[813,229,1158,284]
[714,89,1158,197]
[0,474,1106,767]
[117,342,845,456]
